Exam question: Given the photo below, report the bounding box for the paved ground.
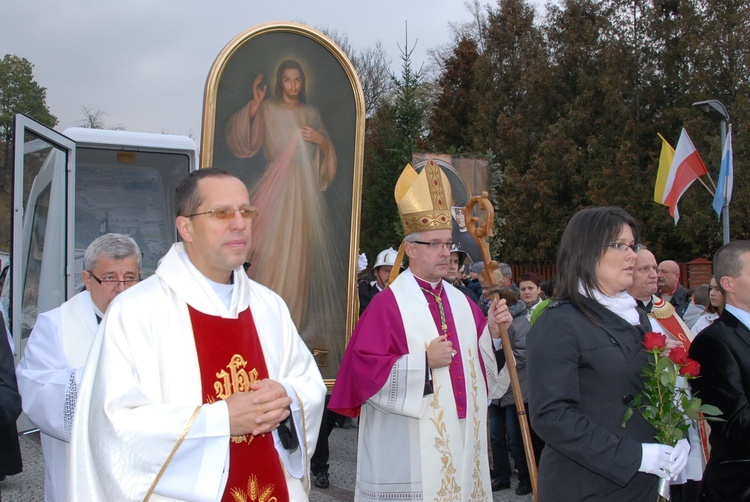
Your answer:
[1,427,533,501]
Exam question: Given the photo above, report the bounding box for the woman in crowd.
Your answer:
[691,277,725,334]
[527,206,689,500]
[683,284,709,329]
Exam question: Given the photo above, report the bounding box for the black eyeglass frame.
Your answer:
[87,271,141,286]
[606,242,642,254]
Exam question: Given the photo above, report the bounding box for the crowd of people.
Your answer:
[1,162,748,502]
[339,201,747,501]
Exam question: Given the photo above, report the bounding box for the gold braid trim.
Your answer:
[467,347,486,501]
[651,297,676,319]
[143,406,201,502]
[290,387,310,495]
[401,210,452,234]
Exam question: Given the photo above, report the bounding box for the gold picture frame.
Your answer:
[201,22,365,385]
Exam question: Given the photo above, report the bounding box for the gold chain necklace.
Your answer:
[419,283,449,336]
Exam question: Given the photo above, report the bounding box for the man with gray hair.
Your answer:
[497,262,518,292]
[495,263,525,317]
[16,233,141,502]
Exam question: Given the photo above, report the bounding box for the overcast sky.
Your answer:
[2,1,545,144]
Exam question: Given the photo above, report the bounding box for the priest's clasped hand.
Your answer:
[488,299,512,339]
[226,378,292,437]
[427,335,455,368]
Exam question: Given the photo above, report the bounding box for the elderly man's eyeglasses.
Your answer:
[88,271,140,287]
[413,241,454,250]
[187,206,259,220]
[607,242,641,254]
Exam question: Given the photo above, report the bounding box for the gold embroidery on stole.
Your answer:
[429,372,461,501]
[209,354,260,444]
[228,474,279,502]
[467,347,486,501]
[215,354,259,398]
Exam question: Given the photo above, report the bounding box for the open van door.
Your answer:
[10,115,74,431]
[11,115,75,366]
[8,115,196,432]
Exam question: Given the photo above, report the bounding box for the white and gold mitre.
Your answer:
[394,159,452,235]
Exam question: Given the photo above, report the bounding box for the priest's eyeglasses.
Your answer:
[607,242,641,254]
[413,241,454,250]
[187,206,259,220]
[88,271,141,287]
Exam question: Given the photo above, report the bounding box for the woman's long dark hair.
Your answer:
[555,206,640,319]
[706,279,725,314]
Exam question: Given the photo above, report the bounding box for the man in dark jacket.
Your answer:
[358,247,398,315]
[657,260,689,317]
[689,240,750,501]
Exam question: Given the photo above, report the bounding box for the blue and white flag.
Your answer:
[713,124,734,218]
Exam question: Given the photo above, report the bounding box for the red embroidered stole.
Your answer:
[188,306,289,502]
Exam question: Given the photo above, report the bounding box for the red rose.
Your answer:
[668,346,688,365]
[680,358,701,377]
[643,332,667,351]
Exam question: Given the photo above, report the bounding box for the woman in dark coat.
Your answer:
[527,207,688,501]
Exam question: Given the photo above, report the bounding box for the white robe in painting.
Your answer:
[225,97,342,345]
[16,291,99,502]
[68,243,326,501]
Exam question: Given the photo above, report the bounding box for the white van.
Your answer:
[6,115,197,381]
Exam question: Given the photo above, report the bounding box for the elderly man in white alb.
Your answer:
[68,168,326,501]
[16,233,142,502]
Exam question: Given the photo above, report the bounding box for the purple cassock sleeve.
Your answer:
[328,285,488,417]
[329,288,406,417]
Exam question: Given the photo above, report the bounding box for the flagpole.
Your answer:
[720,120,730,244]
[693,100,731,244]
[696,176,715,197]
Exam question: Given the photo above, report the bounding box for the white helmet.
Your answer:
[373,247,398,269]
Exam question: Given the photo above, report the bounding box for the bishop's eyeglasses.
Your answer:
[412,241,454,250]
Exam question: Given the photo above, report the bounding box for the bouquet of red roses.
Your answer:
[623,331,722,500]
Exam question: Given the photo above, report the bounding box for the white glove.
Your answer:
[668,438,690,480]
[358,253,368,273]
[639,443,673,480]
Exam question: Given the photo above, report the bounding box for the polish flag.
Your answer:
[660,128,708,223]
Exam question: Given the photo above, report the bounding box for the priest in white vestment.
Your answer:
[68,169,326,501]
[16,233,142,502]
[329,160,511,501]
